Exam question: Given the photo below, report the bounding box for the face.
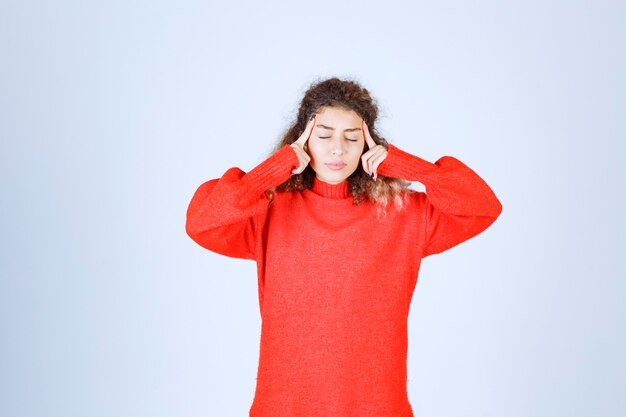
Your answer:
[307,106,365,184]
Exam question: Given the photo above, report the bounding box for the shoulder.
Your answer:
[393,189,430,220]
[267,188,303,205]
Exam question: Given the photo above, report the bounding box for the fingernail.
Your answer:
[310,114,315,121]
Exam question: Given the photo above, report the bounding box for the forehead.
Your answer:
[315,106,362,131]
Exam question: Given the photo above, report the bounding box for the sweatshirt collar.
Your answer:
[310,176,351,199]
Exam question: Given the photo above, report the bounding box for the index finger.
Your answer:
[362,119,376,149]
[295,114,316,146]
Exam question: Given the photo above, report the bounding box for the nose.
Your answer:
[330,138,345,155]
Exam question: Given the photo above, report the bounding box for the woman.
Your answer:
[185,77,502,417]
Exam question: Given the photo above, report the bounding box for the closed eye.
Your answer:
[319,136,359,142]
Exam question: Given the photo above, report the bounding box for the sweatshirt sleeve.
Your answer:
[185,144,300,260]
[377,143,503,258]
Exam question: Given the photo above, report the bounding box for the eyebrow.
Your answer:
[316,124,362,132]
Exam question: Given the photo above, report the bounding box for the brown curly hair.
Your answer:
[265,76,412,215]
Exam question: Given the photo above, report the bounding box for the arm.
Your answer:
[377,144,503,257]
[185,144,300,260]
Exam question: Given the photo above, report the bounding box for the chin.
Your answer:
[312,165,356,184]
[316,172,345,183]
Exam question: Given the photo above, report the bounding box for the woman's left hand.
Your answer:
[361,119,388,181]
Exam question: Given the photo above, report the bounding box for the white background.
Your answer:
[1,1,624,416]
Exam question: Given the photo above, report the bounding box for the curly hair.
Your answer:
[265,76,413,216]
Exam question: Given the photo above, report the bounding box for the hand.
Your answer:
[290,114,316,175]
[360,119,388,181]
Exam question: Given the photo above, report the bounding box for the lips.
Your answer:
[325,162,346,170]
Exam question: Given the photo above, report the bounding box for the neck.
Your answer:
[310,176,351,199]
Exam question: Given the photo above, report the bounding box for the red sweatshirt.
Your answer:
[186,143,502,417]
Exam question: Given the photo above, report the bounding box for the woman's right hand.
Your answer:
[290,114,316,175]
